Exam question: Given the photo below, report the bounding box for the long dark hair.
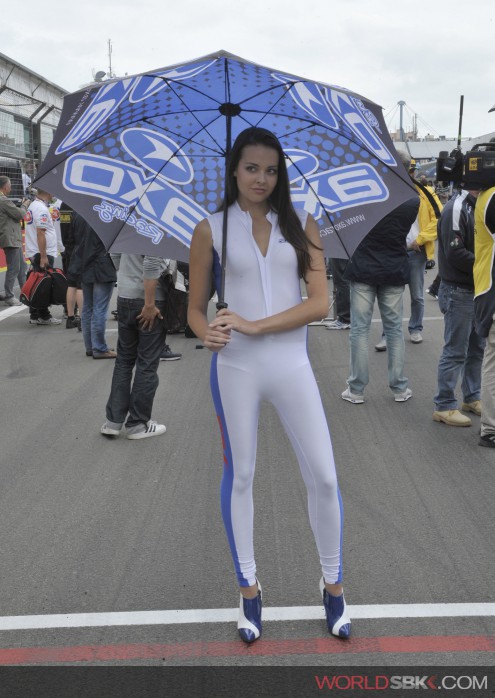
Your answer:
[220,127,321,278]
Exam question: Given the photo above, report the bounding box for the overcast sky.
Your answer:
[2,0,494,140]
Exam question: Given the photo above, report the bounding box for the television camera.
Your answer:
[436,143,495,190]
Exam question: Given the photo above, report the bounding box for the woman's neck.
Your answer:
[236,198,270,217]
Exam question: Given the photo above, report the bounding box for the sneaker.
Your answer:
[479,433,495,448]
[37,317,62,325]
[126,420,167,440]
[4,297,22,306]
[65,316,81,329]
[160,344,182,361]
[410,332,423,344]
[324,319,350,330]
[29,317,40,324]
[100,422,121,437]
[394,388,413,402]
[426,288,439,300]
[433,409,471,426]
[462,400,481,416]
[341,387,364,404]
[375,338,387,352]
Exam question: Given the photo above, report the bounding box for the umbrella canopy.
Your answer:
[35,50,415,264]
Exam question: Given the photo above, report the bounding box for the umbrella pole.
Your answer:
[217,104,236,311]
[217,207,228,310]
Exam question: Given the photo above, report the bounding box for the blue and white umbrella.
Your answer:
[35,50,415,296]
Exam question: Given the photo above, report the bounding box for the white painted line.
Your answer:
[309,316,444,326]
[0,604,493,631]
[0,305,26,322]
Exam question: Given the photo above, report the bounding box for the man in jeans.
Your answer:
[69,212,116,358]
[433,188,485,427]
[375,154,442,351]
[341,196,419,404]
[100,254,168,440]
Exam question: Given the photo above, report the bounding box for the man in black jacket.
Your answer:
[432,188,485,427]
[341,196,419,404]
[69,212,117,358]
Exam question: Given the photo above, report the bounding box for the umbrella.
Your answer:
[35,50,415,302]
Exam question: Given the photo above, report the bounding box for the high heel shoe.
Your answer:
[319,577,351,639]
[238,580,262,643]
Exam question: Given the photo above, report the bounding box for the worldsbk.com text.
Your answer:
[314,674,488,690]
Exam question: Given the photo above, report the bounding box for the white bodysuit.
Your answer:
[209,202,343,587]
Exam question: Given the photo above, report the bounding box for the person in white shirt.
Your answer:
[25,188,61,325]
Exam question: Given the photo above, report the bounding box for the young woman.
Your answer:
[188,127,350,643]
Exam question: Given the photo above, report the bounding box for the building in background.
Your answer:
[0,52,67,187]
[0,52,67,275]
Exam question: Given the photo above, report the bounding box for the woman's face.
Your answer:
[234,144,279,208]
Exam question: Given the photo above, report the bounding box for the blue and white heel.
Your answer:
[320,577,351,639]
[238,580,262,644]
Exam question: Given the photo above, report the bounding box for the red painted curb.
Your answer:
[0,635,493,664]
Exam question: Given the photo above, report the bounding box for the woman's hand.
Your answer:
[209,309,259,336]
[204,323,231,352]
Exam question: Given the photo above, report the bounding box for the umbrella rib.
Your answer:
[156,79,227,156]
[141,114,227,156]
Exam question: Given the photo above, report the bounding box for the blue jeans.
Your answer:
[81,281,114,353]
[3,247,27,298]
[348,282,408,394]
[407,249,427,334]
[434,282,486,410]
[105,297,167,429]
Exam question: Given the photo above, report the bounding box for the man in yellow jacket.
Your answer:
[474,181,495,447]
[405,156,442,343]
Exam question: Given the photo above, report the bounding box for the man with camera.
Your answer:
[432,185,484,427]
[0,176,29,306]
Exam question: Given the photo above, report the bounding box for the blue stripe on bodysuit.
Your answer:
[210,354,248,586]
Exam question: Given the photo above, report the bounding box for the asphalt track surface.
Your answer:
[0,273,493,669]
